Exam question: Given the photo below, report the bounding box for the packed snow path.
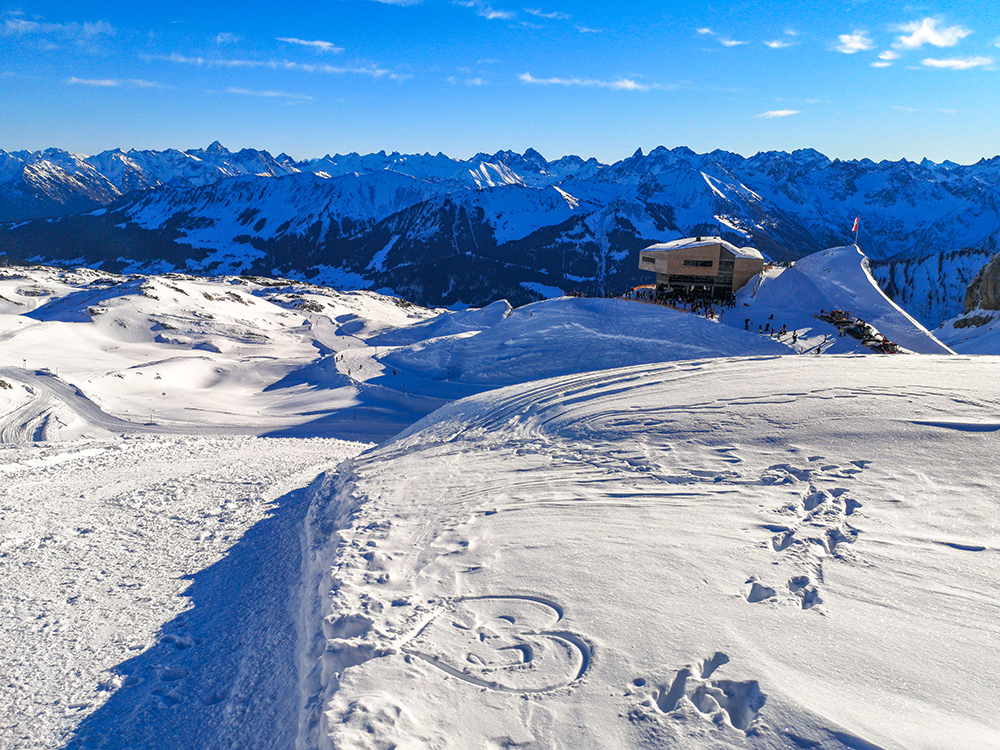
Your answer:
[301,355,1000,750]
[0,436,366,750]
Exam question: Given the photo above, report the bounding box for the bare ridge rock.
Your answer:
[964,254,1000,312]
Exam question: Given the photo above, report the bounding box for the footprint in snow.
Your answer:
[632,651,766,735]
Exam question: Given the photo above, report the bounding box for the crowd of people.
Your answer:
[615,286,738,321]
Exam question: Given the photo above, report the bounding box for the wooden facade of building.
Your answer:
[638,236,765,298]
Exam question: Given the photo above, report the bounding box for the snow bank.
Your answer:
[381,297,788,386]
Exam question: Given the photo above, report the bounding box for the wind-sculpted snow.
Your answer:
[367,299,513,346]
[301,355,1000,749]
[381,297,788,385]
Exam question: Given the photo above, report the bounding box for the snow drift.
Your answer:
[300,355,1000,749]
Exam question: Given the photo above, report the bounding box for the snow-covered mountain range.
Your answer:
[2,143,999,323]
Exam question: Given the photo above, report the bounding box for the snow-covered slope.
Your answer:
[0,266,448,443]
[0,256,992,750]
[870,246,998,327]
[299,354,1000,750]
[381,296,788,386]
[937,309,1000,354]
[730,245,954,355]
[0,246,954,450]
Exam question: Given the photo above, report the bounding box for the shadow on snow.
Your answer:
[65,474,328,750]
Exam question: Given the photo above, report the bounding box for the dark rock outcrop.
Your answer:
[964,254,1000,312]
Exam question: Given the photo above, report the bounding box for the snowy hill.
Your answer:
[3,144,1000,320]
[299,354,1000,750]
[0,252,994,749]
[729,245,953,355]
[0,246,954,449]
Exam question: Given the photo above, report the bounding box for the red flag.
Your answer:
[852,216,859,233]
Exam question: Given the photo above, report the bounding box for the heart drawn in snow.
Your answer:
[403,595,591,692]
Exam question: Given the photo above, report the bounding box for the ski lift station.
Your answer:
[638,236,765,299]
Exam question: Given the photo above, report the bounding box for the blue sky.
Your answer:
[2,0,998,164]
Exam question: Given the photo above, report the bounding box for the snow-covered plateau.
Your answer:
[1,245,997,749]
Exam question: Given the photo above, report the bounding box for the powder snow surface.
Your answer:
[0,245,993,749]
[305,356,1000,750]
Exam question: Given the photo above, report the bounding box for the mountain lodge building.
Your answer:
[638,236,765,299]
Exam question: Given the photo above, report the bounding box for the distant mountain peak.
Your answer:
[522,147,548,169]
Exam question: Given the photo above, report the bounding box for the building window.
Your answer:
[683,259,714,268]
[667,274,717,285]
[641,256,656,264]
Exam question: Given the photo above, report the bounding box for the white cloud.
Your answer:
[277,37,344,53]
[697,27,713,35]
[525,8,569,20]
[871,61,892,68]
[2,15,115,41]
[895,18,970,49]
[879,50,900,60]
[576,26,600,34]
[836,32,874,54]
[215,32,241,45]
[226,87,313,100]
[455,1,515,20]
[67,77,168,88]
[720,39,747,47]
[519,72,650,90]
[756,109,800,118]
[922,56,992,69]
[610,78,648,90]
[763,40,794,49]
[153,53,407,80]
[360,0,422,4]
[0,12,118,52]
[67,77,117,87]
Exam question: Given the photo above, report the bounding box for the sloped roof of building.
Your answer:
[643,236,764,260]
